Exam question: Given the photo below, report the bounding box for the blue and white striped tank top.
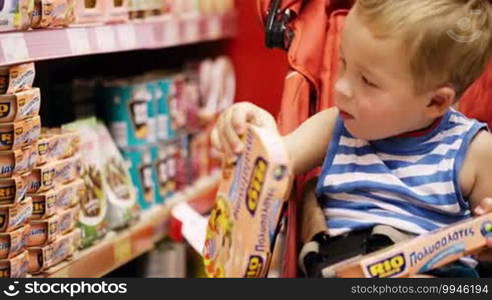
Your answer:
[316,109,488,237]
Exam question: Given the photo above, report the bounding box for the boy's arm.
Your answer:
[283,107,339,176]
[461,130,492,260]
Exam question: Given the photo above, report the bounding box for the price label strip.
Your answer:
[116,24,137,50]
[163,18,180,46]
[203,125,294,278]
[95,26,117,52]
[67,28,91,55]
[1,33,29,63]
[114,236,132,266]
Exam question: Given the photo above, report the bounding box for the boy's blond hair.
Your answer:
[355,0,492,99]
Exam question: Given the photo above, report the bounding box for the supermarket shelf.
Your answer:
[0,13,236,66]
[36,172,220,278]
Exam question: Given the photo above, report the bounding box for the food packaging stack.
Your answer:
[0,62,41,278]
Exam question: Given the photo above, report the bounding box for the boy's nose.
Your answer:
[334,77,353,99]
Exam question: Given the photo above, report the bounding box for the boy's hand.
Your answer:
[474,198,492,261]
[211,102,278,155]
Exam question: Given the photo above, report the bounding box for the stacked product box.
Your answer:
[26,127,83,274]
[0,62,41,278]
[63,118,138,242]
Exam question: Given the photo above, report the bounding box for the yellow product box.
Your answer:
[0,250,28,278]
[0,143,38,179]
[0,224,29,259]
[0,197,32,233]
[0,116,41,151]
[27,214,58,247]
[27,228,80,274]
[0,88,41,123]
[0,175,28,205]
[0,63,35,95]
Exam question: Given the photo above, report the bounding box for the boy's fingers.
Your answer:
[475,198,492,215]
[210,128,223,152]
[224,112,244,153]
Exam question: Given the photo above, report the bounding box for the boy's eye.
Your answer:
[362,75,378,88]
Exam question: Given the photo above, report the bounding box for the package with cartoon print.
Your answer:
[0,224,29,259]
[0,143,37,179]
[29,189,57,219]
[0,0,35,32]
[27,228,81,274]
[94,121,137,229]
[0,250,28,278]
[31,0,74,28]
[61,118,107,248]
[99,79,156,148]
[0,116,41,151]
[121,146,157,210]
[326,213,492,278]
[203,125,293,278]
[0,197,32,233]
[27,214,58,247]
[0,63,36,95]
[55,178,84,212]
[0,175,28,205]
[0,88,41,123]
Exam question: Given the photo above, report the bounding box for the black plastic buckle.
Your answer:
[265,0,294,50]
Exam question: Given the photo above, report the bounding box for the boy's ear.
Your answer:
[426,86,456,118]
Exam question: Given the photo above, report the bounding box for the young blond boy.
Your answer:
[212,0,492,277]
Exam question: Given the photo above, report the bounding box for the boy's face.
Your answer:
[334,10,434,140]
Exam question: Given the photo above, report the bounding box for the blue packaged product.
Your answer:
[100,80,155,148]
[156,78,175,141]
[121,147,157,210]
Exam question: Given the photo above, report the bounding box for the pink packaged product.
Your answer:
[104,0,129,23]
[70,0,105,25]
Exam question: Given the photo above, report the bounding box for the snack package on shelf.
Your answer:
[0,63,36,95]
[70,0,105,25]
[63,118,137,231]
[0,143,38,179]
[98,79,156,148]
[55,178,84,212]
[0,0,35,32]
[0,197,33,233]
[120,146,158,210]
[27,214,58,247]
[0,88,41,123]
[0,116,41,151]
[61,119,107,249]
[27,155,81,194]
[30,189,57,220]
[95,121,137,229]
[0,250,29,278]
[103,0,129,23]
[36,128,80,165]
[31,0,74,28]
[0,224,30,259]
[27,228,80,274]
[0,175,29,205]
